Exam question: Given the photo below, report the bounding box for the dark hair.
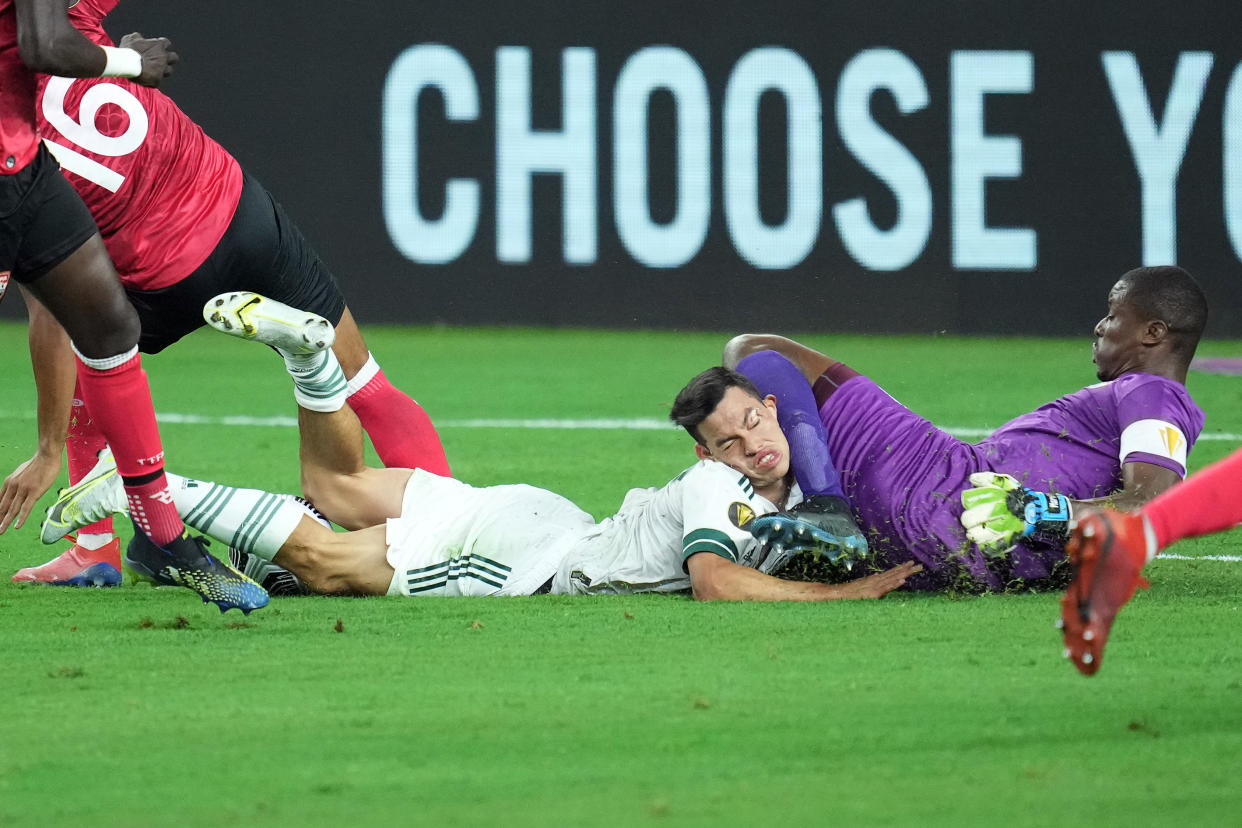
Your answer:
[1117,266,1208,360]
[670,367,764,445]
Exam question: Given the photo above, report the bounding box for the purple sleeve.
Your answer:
[1113,375,1206,475]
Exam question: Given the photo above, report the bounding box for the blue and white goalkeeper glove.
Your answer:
[959,472,1073,556]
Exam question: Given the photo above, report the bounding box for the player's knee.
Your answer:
[300,471,344,526]
[70,301,140,359]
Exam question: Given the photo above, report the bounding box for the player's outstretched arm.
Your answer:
[0,288,75,534]
[1072,460,1182,514]
[15,0,176,86]
[961,463,1184,556]
[687,552,919,602]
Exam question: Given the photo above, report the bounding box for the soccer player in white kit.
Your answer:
[40,293,917,602]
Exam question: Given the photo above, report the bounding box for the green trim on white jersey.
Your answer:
[682,527,739,564]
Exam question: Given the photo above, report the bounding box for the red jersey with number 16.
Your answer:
[36,0,242,289]
[0,2,42,175]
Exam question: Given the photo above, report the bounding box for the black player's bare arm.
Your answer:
[1069,460,1182,515]
[686,552,919,602]
[722,334,835,384]
[15,0,176,86]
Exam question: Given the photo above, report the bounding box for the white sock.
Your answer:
[280,348,347,412]
[345,352,380,396]
[164,472,305,560]
[76,532,114,551]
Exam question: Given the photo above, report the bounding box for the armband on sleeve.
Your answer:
[100,46,143,78]
[1119,419,1188,474]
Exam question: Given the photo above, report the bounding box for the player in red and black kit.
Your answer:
[0,0,266,610]
[1,0,450,587]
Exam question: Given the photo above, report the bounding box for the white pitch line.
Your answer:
[2,409,1242,440]
[1158,554,1242,562]
[128,413,1242,442]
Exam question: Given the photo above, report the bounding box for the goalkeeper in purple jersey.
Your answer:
[728,266,1208,592]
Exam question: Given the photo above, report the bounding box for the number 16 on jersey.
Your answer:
[40,76,149,193]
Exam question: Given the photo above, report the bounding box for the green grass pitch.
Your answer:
[1,322,1240,826]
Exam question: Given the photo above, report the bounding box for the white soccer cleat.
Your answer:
[203,292,335,354]
[40,449,127,544]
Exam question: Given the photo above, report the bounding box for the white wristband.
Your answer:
[100,45,143,78]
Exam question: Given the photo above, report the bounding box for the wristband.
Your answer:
[1020,490,1073,542]
[100,46,143,78]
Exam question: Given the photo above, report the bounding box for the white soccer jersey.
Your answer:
[551,459,803,595]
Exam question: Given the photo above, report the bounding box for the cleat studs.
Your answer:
[1082,653,1093,664]
[1083,630,1094,641]
[1055,618,1064,629]
[1062,648,1071,659]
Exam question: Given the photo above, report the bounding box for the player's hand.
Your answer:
[119,32,178,87]
[0,452,62,533]
[960,471,1073,555]
[828,560,922,599]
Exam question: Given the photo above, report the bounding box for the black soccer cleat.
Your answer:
[125,527,270,614]
[228,547,308,597]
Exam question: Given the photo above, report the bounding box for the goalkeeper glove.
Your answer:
[959,471,1073,556]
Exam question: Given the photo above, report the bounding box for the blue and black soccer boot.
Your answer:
[750,495,870,574]
[125,527,269,614]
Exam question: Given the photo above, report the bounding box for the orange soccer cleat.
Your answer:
[11,536,122,587]
[1059,510,1151,676]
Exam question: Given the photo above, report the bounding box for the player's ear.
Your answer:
[694,442,711,461]
[1144,319,1169,345]
[763,394,779,415]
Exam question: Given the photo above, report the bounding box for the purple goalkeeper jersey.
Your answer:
[819,372,1204,591]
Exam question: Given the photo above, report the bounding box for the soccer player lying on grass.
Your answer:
[1,0,448,589]
[1060,445,1242,675]
[724,265,1208,593]
[38,292,919,601]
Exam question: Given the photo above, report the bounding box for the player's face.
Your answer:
[694,386,792,494]
[1092,281,1149,381]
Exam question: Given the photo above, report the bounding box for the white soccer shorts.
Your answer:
[385,470,596,597]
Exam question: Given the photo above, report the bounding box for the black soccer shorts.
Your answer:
[0,144,99,282]
[125,171,347,354]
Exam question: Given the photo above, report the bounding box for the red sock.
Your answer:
[347,363,450,475]
[74,350,184,546]
[1143,447,1242,550]
[67,378,114,537]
